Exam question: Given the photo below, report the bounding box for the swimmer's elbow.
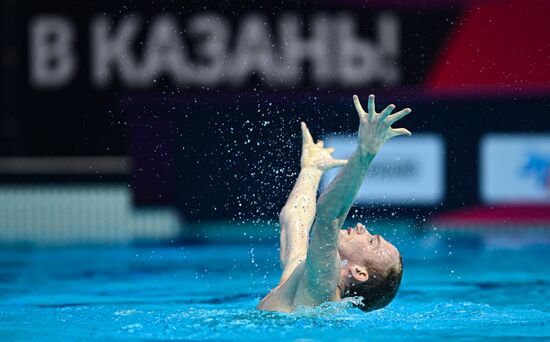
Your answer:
[279,206,291,224]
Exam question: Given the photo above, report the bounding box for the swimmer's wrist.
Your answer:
[359,143,379,156]
[357,146,378,163]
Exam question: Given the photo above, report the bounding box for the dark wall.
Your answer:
[2,0,549,222]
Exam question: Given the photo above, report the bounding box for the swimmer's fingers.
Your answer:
[316,140,324,148]
[353,95,366,120]
[332,159,348,167]
[387,108,412,125]
[353,94,375,122]
[326,147,335,154]
[301,122,314,145]
[367,94,376,120]
[319,158,348,171]
[390,128,412,138]
[380,104,396,120]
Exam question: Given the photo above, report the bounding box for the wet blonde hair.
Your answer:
[346,255,403,312]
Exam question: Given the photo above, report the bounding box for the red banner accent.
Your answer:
[427,0,550,95]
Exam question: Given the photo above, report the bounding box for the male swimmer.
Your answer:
[257,94,412,313]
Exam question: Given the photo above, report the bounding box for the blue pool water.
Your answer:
[0,226,549,340]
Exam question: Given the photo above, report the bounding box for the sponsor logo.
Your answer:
[522,153,550,192]
[481,134,550,203]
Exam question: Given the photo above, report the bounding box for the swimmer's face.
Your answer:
[338,223,400,282]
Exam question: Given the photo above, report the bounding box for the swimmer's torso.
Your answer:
[257,261,339,312]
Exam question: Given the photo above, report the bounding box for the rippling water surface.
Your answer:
[0,227,549,340]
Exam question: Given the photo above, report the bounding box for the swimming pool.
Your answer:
[0,225,548,340]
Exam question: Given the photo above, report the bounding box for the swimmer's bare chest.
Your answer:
[257,261,340,312]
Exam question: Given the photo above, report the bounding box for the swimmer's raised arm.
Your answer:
[316,95,411,226]
[297,95,411,304]
[278,123,346,283]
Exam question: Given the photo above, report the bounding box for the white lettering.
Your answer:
[229,14,278,86]
[279,13,334,85]
[142,15,192,85]
[30,16,76,87]
[377,13,400,84]
[188,13,230,86]
[31,12,402,89]
[91,16,144,87]
[338,13,400,85]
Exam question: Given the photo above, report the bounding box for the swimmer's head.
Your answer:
[338,223,403,311]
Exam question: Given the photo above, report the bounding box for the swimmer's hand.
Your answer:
[353,94,412,155]
[300,122,347,172]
